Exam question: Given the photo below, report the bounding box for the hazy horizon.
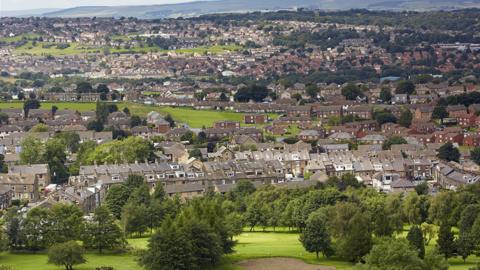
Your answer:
[1,0,196,11]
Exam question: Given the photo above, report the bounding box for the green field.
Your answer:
[0,102,276,129]
[13,42,241,56]
[1,230,478,270]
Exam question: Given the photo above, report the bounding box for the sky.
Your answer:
[1,0,193,11]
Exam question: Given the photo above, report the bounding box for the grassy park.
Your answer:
[0,101,277,128]
[12,42,241,56]
[0,230,478,270]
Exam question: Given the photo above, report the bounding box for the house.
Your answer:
[0,173,39,201]
[344,105,373,119]
[447,105,468,118]
[393,94,408,104]
[434,163,480,190]
[391,179,416,193]
[414,106,434,121]
[244,114,267,124]
[9,164,50,188]
[433,130,463,144]
[298,130,321,141]
[405,159,432,180]
[463,133,480,147]
[214,121,240,129]
[208,146,235,162]
[410,121,436,134]
[456,113,477,127]
[311,105,342,119]
[286,106,311,118]
[358,134,386,145]
[147,111,171,133]
[0,186,13,209]
[27,109,51,120]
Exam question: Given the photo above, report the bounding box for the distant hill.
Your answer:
[0,8,61,17]
[22,0,480,18]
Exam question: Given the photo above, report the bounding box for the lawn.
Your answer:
[0,252,141,270]
[13,41,242,56]
[0,101,275,128]
[0,231,479,270]
[215,231,353,270]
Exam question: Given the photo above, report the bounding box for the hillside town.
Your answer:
[1,8,480,270]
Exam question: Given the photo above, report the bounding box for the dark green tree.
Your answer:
[407,225,425,258]
[437,142,460,162]
[398,109,413,128]
[83,206,125,253]
[395,80,415,95]
[299,211,334,258]
[48,241,86,270]
[139,219,194,270]
[437,223,456,259]
[432,106,449,120]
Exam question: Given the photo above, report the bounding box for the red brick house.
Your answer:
[456,113,477,127]
[244,114,267,124]
[214,121,240,129]
[446,105,468,118]
[463,133,480,147]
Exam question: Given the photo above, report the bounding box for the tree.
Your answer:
[421,223,438,245]
[325,174,362,191]
[76,81,93,93]
[437,142,460,162]
[20,135,45,164]
[84,206,125,253]
[234,84,269,102]
[403,192,424,225]
[432,106,449,120]
[0,112,8,125]
[398,109,413,128]
[355,238,424,270]
[48,241,86,270]
[105,185,130,219]
[299,211,333,258]
[456,233,474,262]
[423,248,449,270]
[95,101,109,124]
[382,135,407,150]
[330,203,372,262]
[30,123,49,132]
[23,207,49,251]
[23,99,40,117]
[85,137,154,165]
[130,115,142,127]
[375,110,397,125]
[437,223,456,259]
[407,225,425,259]
[177,215,223,267]
[341,83,364,100]
[122,201,148,236]
[46,204,84,245]
[0,154,8,173]
[415,182,429,195]
[306,84,319,99]
[44,138,68,183]
[139,219,194,270]
[471,147,480,165]
[164,114,175,128]
[395,80,415,95]
[54,132,81,153]
[379,87,392,103]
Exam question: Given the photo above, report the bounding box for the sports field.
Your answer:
[0,101,276,128]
